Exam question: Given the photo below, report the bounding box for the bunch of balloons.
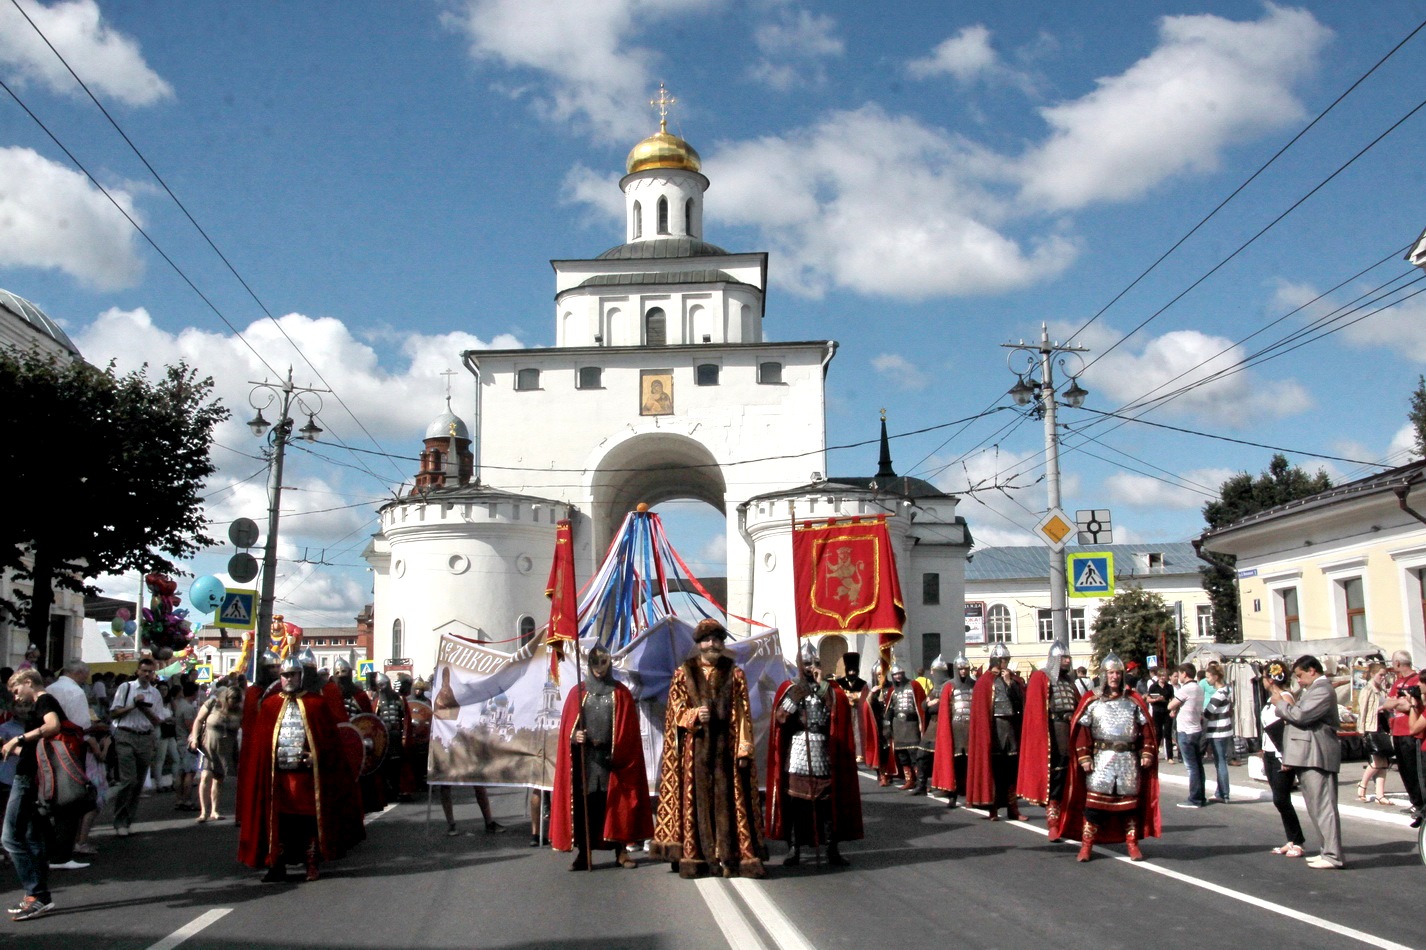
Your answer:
[140,572,196,653]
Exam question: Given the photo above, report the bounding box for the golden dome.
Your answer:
[625,125,702,175]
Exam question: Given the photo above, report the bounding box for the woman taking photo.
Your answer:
[1,670,62,921]
[1259,661,1306,858]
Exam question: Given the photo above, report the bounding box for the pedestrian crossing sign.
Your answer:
[357,660,375,680]
[214,588,257,628]
[1067,553,1114,598]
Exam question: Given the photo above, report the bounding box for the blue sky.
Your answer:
[3,0,1425,628]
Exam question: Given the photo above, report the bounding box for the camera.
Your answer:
[1406,685,1422,702]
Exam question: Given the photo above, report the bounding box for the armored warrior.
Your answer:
[881,665,928,792]
[237,649,282,827]
[865,666,896,785]
[833,652,871,763]
[1059,653,1160,862]
[1018,642,1083,839]
[913,655,950,795]
[766,641,863,866]
[931,653,976,807]
[551,646,653,870]
[372,673,411,802]
[966,643,1027,820]
[331,658,373,719]
[238,650,364,882]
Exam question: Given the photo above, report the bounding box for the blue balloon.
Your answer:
[124,620,137,635]
[189,575,225,614]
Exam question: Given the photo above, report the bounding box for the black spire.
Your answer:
[876,409,896,479]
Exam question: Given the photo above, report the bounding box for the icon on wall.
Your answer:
[640,370,674,416]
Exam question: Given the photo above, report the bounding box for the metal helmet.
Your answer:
[333,657,353,675]
[260,649,282,668]
[798,640,820,665]
[279,652,303,675]
[889,664,905,679]
[374,673,391,691]
[1100,652,1126,673]
[953,651,969,670]
[1043,641,1068,675]
[990,643,1011,661]
[930,654,948,673]
[298,647,318,669]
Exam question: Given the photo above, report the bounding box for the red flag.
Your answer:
[792,516,905,655]
[545,519,578,681]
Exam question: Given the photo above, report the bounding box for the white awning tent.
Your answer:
[1183,636,1384,667]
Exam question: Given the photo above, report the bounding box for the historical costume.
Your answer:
[650,620,768,879]
[765,642,862,866]
[551,646,653,870]
[330,658,385,814]
[237,652,365,882]
[914,656,950,795]
[833,653,870,763]
[864,670,896,785]
[236,650,282,828]
[1018,642,1083,840]
[966,644,1026,820]
[930,653,975,807]
[372,674,411,802]
[881,665,928,792]
[1059,654,1160,862]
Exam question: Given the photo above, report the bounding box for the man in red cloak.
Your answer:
[880,665,927,791]
[965,644,1027,820]
[1058,653,1160,862]
[766,641,862,866]
[236,650,282,828]
[930,653,975,806]
[237,652,365,882]
[1018,642,1083,840]
[550,645,653,870]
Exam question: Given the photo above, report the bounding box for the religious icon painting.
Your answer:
[640,370,674,416]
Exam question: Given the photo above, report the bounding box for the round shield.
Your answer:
[348,712,389,776]
[336,721,365,779]
[406,699,433,745]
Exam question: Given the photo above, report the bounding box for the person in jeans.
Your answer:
[1259,663,1306,857]
[1385,651,1422,825]
[1202,662,1234,802]
[1,670,62,921]
[1144,667,1175,762]
[1168,663,1206,808]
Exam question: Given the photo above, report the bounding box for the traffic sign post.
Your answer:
[1034,508,1075,552]
[1067,553,1115,599]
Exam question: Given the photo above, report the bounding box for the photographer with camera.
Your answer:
[1266,655,1343,870]
[1386,652,1424,826]
[107,659,169,837]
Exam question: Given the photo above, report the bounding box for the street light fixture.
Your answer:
[1001,324,1090,648]
[248,369,329,650]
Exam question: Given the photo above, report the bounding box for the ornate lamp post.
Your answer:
[247,369,327,647]
[1003,325,1089,648]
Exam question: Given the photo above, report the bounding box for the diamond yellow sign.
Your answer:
[1034,507,1075,551]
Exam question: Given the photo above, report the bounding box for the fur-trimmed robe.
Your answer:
[650,655,768,878]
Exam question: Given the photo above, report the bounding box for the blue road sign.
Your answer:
[215,588,257,629]
[1068,553,1114,598]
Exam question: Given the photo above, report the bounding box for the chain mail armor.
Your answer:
[275,700,309,770]
[580,680,616,792]
[1049,677,1080,719]
[782,686,830,777]
[1079,695,1147,806]
[377,695,404,742]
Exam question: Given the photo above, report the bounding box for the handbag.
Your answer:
[1365,730,1395,759]
[36,722,96,809]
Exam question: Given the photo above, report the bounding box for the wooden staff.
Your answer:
[573,636,593,870]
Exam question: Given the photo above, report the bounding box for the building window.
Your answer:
[1279,587,1301,640]
[515,368,541,391]
[577,366,602,389]
[1196,603,1213,639]
[695,363,720,386]
[391,619,403,662]
[518,615,537,649]
[921,633,942,667]
[1037,609,1054,642]
[1342,577,1367,638]
[1070,608,1086,641]
[987,604,1012,643]
[684,197,694,236]
[645,308,666,346]
[657,196,669,234]
[1037,608,1086,641]
[633,201,642,238]
[758,361,783,384]
[922,572,940,605]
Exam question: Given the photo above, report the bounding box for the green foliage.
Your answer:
[1199,454,1332,643]
[1410,375,1426,459]
[0,349,228,640]
[1090,586,1176,669]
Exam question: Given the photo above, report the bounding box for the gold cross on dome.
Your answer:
[651,83,676,132]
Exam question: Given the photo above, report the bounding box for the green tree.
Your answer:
[1090,586,1177,670]
[1,349,228,648]
[1410,374,1426,458]
[1199,454,1332,643]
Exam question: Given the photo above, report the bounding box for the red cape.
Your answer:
[764,681,864,842]
[859,686,885,769]
[965,672,1020,807]
[550,681,654,851]
[236,682,269,826]
[237,690,366,868]
[930,680,959,792]
[1057,690,1161,843]
[1016,670,1053,805]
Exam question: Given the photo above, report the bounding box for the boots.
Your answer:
[898,767,916,791]
[1077,822,1097,862]
[261,862,288,883]
[946,793,958,810]
[1006,802,1027,821]
[826,842,849,867]
[616,848,636,869]
[783,846,801,867]
[912,769,928,796]
[1125,820,1143,861]
[1046,803,1062,842]
[304,840,320,882]
[570,848,590,871]
[878,766,891,787]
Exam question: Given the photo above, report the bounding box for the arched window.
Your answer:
[757,361,783,384]
[645,308,666,346]
[515,368,541,391]
[987,604,1012,643]
[695,363,720,386]
[518,615,537,649]
[684,197,695,236]
[632,201,642,239]
[391,619,404,660]
[657,196,669,234]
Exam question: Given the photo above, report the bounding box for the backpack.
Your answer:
[37,721,96,811]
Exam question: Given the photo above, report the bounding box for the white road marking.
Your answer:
[144,908,231,950]
[695,878,769,950]
[1158,772,1413,827]
[366,802,399,822]
[728,878,818,950]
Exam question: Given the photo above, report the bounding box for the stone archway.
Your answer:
[589,432,728,561]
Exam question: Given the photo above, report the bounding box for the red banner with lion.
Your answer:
[792,517,905,648]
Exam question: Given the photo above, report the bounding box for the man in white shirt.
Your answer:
[47,660,92,728]
[42,660,98,869]
[108,658,170,836]
[1167,663,1207,808]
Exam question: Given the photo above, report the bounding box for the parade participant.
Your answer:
[650,619,767,879]
[914,656,950,796]
[372,674,412,802]
[237,650,282,828]
[766,642,862,867]
[1018,642,1083,840]
[966,644,1027,820]
[331,658,373,719]
[931,653,975,808]
[833,653,870,763]
[238,651,364,883]
[866,666,895,785]
[1059,653,1160,862]
[551,646,652,871]
[881,665,928,792]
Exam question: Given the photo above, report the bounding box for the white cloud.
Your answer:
[561,164,626,220]
[0,0,173,106]
[907,25,999,83]
[704,105,1078,299]
[441,0,713,142]
[1018,5,1330,210]
[748,6,843,91]
[1274,276,1426,363]
[1104,468,1233,510]
[871,353,929,391]
[0,146,145,289]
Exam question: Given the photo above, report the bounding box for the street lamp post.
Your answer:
[1003,324,1089,648]
[247,369,327,648]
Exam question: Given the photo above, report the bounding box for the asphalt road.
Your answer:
[5,767,1423,950]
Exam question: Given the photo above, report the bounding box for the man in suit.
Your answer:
[1267,655,1343,869]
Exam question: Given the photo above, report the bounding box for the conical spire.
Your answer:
[876,408,896,479]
